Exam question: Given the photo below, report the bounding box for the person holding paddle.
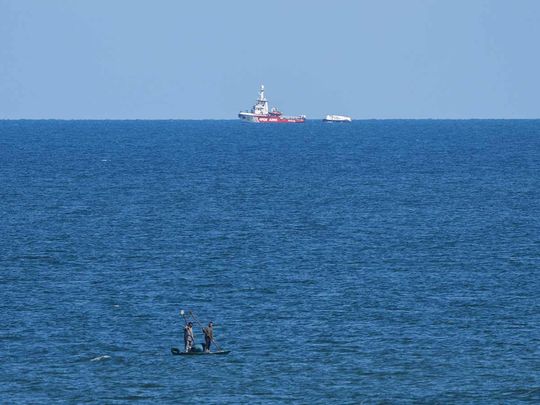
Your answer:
[202,321,213,353]
[184,322,194,353]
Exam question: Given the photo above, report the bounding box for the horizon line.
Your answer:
[1,117,540,121]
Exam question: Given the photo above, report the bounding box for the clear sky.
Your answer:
[1,0,539,119]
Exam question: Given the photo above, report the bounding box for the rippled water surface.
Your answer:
[1,120,539,403]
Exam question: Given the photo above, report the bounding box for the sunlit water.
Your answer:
[1,120,539,403]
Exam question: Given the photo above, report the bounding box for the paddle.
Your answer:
[189,310,224,352]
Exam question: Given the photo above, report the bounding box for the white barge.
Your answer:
[323,114,352,123]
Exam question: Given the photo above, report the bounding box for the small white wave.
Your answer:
[90,355,111,362]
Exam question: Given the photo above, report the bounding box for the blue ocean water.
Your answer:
[0,120,539,403]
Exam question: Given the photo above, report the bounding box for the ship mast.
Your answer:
[258,85,266,102]
[252,84,269,115]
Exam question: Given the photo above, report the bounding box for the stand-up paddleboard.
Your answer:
[171,347,230,356]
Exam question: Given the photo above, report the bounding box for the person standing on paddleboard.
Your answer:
[184,322,194,353]
[202,322,213,353]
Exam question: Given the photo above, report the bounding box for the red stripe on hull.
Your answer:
[255,116,305,123]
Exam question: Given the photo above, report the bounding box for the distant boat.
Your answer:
[323,114,352,123]
[238,85,306,123]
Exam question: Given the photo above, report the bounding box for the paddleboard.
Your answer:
[171,347,230,356]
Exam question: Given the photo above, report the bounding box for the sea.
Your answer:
[1,119,539,403]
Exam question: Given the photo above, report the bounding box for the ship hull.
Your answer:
[238,112,305,123]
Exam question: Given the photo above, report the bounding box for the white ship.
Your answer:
[238,85,306,123]
[323,114,352,123]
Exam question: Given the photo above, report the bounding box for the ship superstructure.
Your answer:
[238,85,306,123]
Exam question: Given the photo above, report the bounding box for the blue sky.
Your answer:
[1,0,539,119]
